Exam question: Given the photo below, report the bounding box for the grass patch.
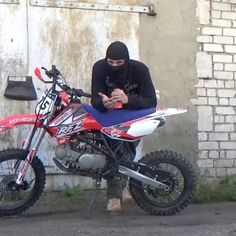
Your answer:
[60,177,236,205]
[62,185,86,203]
[194,176,236,204]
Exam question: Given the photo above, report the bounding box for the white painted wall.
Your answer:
[0,0,140,188]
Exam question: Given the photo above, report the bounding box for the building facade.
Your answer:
[195,0,236,179]
[0,0,235,188]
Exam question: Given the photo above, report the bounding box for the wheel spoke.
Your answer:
[0,149,46,216]
[174,188,182,195]
[0,160,35,207]
[28,178,36,186]
[169,193,177,201]
[146,163,184,204]
[129,150,197,216]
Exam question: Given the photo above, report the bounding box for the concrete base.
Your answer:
[45,173,107,191]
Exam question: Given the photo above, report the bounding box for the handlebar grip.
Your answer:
[56,81,73,95]
[61,84,71,91]
[73,89,91,98]
[82,91,92,98]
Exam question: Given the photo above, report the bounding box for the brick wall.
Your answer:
[195,0,236,179]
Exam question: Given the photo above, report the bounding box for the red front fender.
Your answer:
[0,114,42,132]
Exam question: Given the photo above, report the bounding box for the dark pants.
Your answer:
[106,176,127,199]
[106,141,139,200]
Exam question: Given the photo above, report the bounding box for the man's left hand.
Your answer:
[111,89,128,104]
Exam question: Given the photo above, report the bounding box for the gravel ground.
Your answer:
[0,190,236,236]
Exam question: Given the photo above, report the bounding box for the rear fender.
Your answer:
[0,114,41,132]
[149,108,187,118]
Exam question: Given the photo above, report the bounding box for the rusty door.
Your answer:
[0,0,151,183]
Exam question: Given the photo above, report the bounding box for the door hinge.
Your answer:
[30,0,156,16]
[0,0,19,4]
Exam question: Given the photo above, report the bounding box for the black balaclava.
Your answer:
[105,41,129,85]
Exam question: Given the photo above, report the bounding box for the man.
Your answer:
[91,41,157,214]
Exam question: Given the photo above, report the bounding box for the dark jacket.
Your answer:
[91,59,157,111]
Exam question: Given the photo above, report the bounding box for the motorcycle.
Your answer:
[0,65,197,217]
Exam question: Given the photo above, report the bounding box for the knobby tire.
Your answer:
[129,150,197,215]
[0,148,46,216]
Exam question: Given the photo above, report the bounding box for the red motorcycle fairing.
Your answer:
[0,114,42,132]
[47,103,102,138]
[82,104,159,141]
[100,116,160,142]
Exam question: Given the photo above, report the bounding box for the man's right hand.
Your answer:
[98,92,116,109]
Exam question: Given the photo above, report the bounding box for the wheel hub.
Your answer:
[7,180,29,191]
[0,175,29,192]
[147,175,178,197]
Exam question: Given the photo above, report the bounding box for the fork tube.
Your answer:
[16,127,47,185]
[31,114,54,151]
[13,126,38,174]
[22,125,38,150]
[31,127,47,151]
[16,109,55,184]
[16,149,36,184]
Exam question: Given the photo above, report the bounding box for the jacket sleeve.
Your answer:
[126,65,157,109]
[91,62,108,112]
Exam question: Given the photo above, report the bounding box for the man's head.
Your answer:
[105,41,129,77]
[106,41,129,61]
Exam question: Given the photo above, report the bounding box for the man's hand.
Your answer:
[111,89,128,104]
[98,92,116,109]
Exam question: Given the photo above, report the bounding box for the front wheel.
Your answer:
[129,150,197,215]
[0,149,46,216]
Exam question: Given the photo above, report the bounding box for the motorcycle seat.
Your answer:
[82,103,156,127]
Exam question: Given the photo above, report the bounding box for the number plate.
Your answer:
[35,93,57,115]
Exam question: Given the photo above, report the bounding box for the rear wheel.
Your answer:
[0,149,46,216]
[129,150,197,215]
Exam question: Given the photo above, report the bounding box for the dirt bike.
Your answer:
[0,65,197,217]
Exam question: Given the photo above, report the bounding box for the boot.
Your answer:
[122,185,133,204]
[107,198,122,215]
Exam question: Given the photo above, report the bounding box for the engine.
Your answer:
[54,143,107,171]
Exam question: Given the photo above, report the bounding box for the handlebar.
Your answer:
[72,88,91,98]
[39,65,91,98]
[42,65,61,78]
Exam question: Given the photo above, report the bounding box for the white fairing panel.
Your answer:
[149,108,187,117]
[127,120,160,137]
[127,108,187,137]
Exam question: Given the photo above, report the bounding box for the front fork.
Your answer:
[14,124,47,185]
[16,128,47,184]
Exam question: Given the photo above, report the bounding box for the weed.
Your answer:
[194,176,236,204]
[63,185,86,203]
[60,176,236,205]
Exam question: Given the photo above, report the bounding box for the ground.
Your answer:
[1,190,236,236]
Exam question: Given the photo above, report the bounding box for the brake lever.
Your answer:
[42,66,61,78]
[41,67,52,78]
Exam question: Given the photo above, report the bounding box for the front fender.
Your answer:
[0,114,42,132]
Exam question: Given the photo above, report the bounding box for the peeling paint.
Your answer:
[33,5,139,90]
[0,1,140,170]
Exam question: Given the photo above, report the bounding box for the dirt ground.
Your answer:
[1,190,236,236]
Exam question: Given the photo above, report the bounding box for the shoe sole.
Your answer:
[110,210,122,215]
[122,198,134,204]
[107,207,122,215]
